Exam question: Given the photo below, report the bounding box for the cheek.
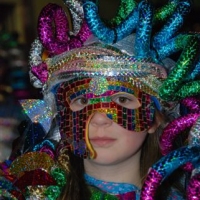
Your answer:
[122,131,148,151]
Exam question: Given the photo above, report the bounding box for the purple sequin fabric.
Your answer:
[38,3,91,55]
[181,97,200,113]
[31,62,48,83]
[140,168,162,200]
[187,173,200,200]
[160,114,200,156]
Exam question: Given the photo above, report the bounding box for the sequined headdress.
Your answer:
[26,1,197,125]
[29,0,199,98]
[25,0,200,154]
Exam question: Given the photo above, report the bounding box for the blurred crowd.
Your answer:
[0,30,34,161]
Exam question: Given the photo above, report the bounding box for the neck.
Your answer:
[84,150,142,188]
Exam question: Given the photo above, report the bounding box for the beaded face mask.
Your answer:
[56,76,156,158]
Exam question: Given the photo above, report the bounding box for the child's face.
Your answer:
[87,106,148,165]
[70,88,149,164]
[58,77,155,157]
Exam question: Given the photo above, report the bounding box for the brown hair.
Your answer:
[140,126,163,183]
[58,151,91,200]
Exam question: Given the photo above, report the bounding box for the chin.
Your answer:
[91,153,120,165]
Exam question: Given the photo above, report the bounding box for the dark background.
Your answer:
[0,0,200,48]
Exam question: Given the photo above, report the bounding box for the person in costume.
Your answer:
[0,0,200,199]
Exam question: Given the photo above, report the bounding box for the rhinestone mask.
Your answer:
[56,77,156,158]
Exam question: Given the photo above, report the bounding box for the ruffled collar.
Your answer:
[84,174,140,200]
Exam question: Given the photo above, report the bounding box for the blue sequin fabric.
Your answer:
[84,174,185,200]
[85,174,140,200]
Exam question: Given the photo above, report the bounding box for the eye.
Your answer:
[78,97,88,105]
[69,96,89,111]
[111,93,141,109]
[118,96,130,104]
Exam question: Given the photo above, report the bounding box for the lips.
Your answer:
[89,137,116,147]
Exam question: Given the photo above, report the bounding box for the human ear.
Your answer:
[147,110,164,134]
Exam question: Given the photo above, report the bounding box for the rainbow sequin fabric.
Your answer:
[46,45,167,93]
[0,151,67,199]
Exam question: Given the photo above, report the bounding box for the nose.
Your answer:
[90,112,112,127]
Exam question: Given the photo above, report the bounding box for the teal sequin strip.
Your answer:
[154,0,179,23]
[108,0,137,26]
[159,35,200,101]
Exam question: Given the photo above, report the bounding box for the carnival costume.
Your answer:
[0,0,200,199]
